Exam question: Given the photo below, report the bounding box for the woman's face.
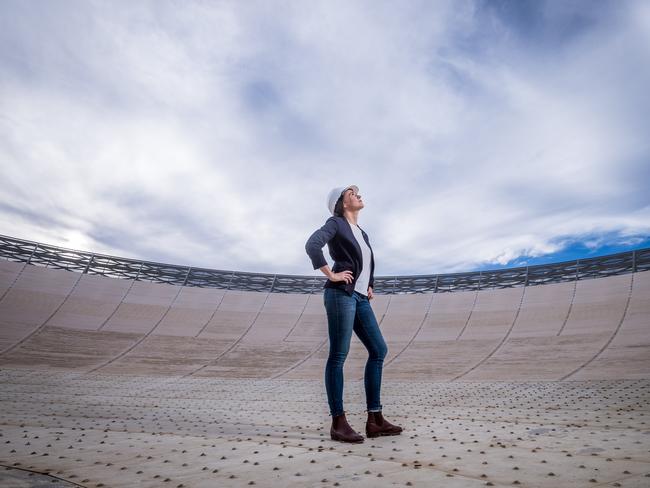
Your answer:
[343,188,364,211]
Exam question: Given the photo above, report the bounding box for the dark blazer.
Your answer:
[305,215,375,296]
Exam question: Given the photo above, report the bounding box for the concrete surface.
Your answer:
[0,260,649,487]
[1,371,649,487]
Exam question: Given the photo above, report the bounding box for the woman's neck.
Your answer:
[344,211,359,226]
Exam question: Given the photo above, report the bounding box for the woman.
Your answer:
[305,185,403,443]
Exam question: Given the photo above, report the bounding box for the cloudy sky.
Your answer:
[1,0,649,277]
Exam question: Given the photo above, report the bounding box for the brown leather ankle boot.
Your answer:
[366,411,403,438]
[330,412,364,443]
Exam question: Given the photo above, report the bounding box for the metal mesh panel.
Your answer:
[27,247,89,273]
[184,268,234,289]
[136,262,190,286]
[577,251,635,279]
[371,276,397,294]
[635,248,650,272]
[0,236,38,263]
[0,234,647,294]
[88,255,143,280]
[526,260,578,286]
[437,272,482,293]
[478,267,527,290]
[228,271,275,292]
[270,274,321,294]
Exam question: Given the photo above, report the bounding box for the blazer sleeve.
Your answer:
[305,217,338,270]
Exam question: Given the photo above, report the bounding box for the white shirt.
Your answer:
[348,221,372,296]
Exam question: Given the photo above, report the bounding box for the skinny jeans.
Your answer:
[323,287,388,417]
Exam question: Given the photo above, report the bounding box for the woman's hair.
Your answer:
[333,194,345,217]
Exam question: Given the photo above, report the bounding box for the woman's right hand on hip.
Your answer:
[330,271,353,283]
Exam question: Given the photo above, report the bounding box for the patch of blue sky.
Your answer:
[471,232,650,272]
[239,77,326,156]
[475,0,606,47]
[243,80,280,112]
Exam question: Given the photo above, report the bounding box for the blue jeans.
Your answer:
[324,288,388,417]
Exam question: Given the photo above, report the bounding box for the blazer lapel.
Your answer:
[344,219,363,263]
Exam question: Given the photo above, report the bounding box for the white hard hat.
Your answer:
[327,185,359,216]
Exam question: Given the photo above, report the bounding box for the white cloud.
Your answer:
[0,0,648,276]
